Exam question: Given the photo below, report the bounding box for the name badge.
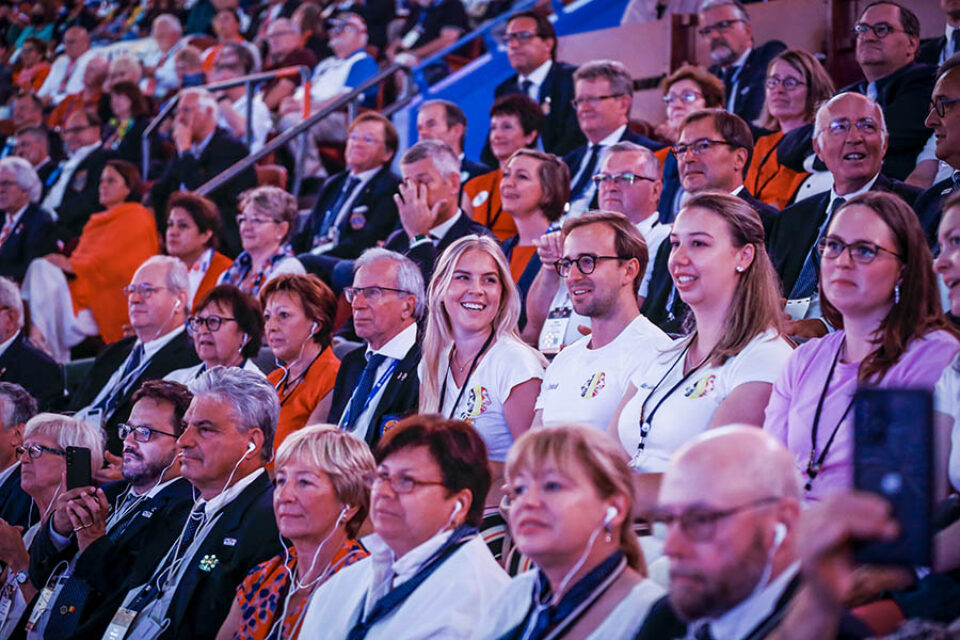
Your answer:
[141,511,153,518]
[24,585,55,631]
[223,537,237,547]
[784,296,814,321]
[539,306,572,356]
[103,607,139,640]
[400,27,422,50]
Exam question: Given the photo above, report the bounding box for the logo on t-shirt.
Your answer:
[580,372,606,398]
[460,385,491,420]
[685,374,716,399]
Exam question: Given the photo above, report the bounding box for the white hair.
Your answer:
[190,366,279,461]
[605,141,661,180]
[813,92,889,146]
[401,139,460,178]
[179,87,220,121]
[354,247,426,319]
[136,255,189,294]
[24,413,105,476]
[0,277,22,327]
[0,156,42,203]
[699,0,750,22]
[153,13,183,35]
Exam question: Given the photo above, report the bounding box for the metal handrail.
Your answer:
[140,65,312,179]
[196,61,415,197]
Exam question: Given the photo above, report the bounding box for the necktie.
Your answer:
[866,81,878,101]
[0,139,13,159]
[343,353,387,433]
[694,623,715,640]
[570,145,601,202]
[0,214,15,246]
[790,196,846,299]
[519,79,534,100]
[158,503,206,590]
[952,29,960,59]
[318,176,361,239]
[952,170,960,192]
[723,65,739,110]
[94,343,145,418]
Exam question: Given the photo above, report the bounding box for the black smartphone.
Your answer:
[853,388,933,566]
[65,446,93,490]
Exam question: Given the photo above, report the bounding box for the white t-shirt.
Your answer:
[618,329,792,472]
[934,357,960,493]
[420,338,544,462]
[536,315,672,431]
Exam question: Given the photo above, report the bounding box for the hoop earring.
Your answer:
[894,283,900,305]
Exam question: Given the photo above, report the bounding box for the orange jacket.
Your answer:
[745,131,809,210]
[464,169,517,242]
[192,251,233,312]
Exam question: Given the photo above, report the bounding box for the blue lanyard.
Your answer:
[339,360,399,429]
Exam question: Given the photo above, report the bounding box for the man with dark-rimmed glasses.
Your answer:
[917,54,960,243]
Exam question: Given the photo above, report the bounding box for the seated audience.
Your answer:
[298,415,509,636]
[0,156,56,282]
[493,10,584,157]
[103,81,153,172]
[218,186,305,296]
[3,92,63,161]
[217,425,374,640]
[150,88,258,258]
[24,159,158,362]
[104,54,145,96]
[565,60,662,216]
[27,380,193,638]
[210,42,273,155]
[13,125,60,198]
[916,54,960,243]
[699,0,787,123]
[13,37,50,93]
[0,383,37,529]
[386,0,469,68]
[934,192,960,495]
[765,192,959,502]
[201,8,262,74]
[417,100,491,185]
[140,13,186,100]
[68,256,200,453]
[842,1,934,181]
[329,249,424,446]
[748,49,835,210]
[0,278,62,410]
[37,27,94,106]
[163,192,232,310]
[262,274,340,452]
[0,413,101,638]
[173,45,207,91]
[498,149,567,330]
[482,425,663,638]
[296,113,401,278]
[105,367,282,639]
[261,18,318,111]
[654,64,725,223]
[532,212,672,431]
[47,55,107,132]
[612,193,792,506]
[464,94,542,242]
[166,284,265,383]
[768,93,921,340]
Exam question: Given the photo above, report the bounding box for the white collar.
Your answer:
[731,185,745,196]
[348,165,381,183]
[592,124,627,148]
[195,467,264,519]
[701,562,800,640]
[947,23,957,39]
[831,172,879,201]
[428,210,464,241]
[633,213,661,237]
[68,141,101,163]
[729,46,752,70]
[191,128,217,157]
[521,59,552,87]
[367,526,455,586]
[133,475,184,499]
[367,322,417,361]
[0,329,19,360]
[136,324,186,361]
[3,202,29,221]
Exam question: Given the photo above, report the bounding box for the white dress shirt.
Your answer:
[569,124,627,216]
[691,563,800,640]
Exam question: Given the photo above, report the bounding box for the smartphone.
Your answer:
[853,388,933,566]
[65,446,93,490]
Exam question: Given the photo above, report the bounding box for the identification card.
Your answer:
[784,295,814,321]
[103,607,138,640]
[24,585,54,630]
[400,27,422,49]
[539,307,572,356]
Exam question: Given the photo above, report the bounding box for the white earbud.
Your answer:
[241,333,249,345]
[246,441,257,454]
[174,300,181,310]
[603,506,618,527]
[451,500,463,518]
[773,522,787,547]
[310,322,318,335]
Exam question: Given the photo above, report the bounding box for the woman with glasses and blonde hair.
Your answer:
[481,424,662,639]
[765,192,959,502]
[610,192,793,506]
[217,425,374,640]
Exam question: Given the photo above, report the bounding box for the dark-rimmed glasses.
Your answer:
[673,139,736,157]
[571,94,624,109]
[118,423,178,443]
[592,172,656,187]
[362,469,446,494]
[697,18,745,37]
[17,444,66,460]
[187,315,237,333]
[647,496,780,541]
[853,22,903,39]
[765,76,806,91]
[817,236,902,264]
[930,96,960,118]
[555,254,625,277]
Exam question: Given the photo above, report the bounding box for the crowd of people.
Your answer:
[0,0,956,637]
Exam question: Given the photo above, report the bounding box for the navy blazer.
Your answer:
[709,40,788,124]
[917,36,948,67]
[0,202,57,282]
[564,127,664,210]
[915,175,957,246]
[767,174,921,295]
[67,332,200,454]
[0,465,35,531]
[493,61,585,158]
[54,145,118,243]
[0,332,64,411]
[295,166,401,259]
[328,339,422,447]
[841,62,937,181]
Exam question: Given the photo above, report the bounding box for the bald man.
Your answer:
[641,426,869,640]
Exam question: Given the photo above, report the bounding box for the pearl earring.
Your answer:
[736,265,745,273]
[894,283,901,304]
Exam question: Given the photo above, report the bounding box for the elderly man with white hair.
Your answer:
[766,92,921,339]
[0,156,56,282]
[149,87,258,257]
[141,13,185,99]
[0,277,61,409]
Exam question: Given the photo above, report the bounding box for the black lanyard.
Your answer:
[805,339,855,492]
[438,331,495,418]
[750,135,785,200]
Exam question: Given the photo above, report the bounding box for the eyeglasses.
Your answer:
[554,254,625,277]
[853,22,903,39]
[0,180,19,189]
[765,76,807,91]
[816,236,902,264]
[503,30,541,45]
[343,286,411,303]
[571,94,624,109]
[672,139,736,157]
[236,214,276,226]
[822,118,881,137]
[592,172,656,187]
[347,133,383,146]
[662,90,703,105]
[17,444,66,460]
[123,284,168,298]
[929,96,960,118]
[118,423,178,443]
[187,315,237,332]
[647,496,780,542]
[697,18,746,37]
[362,469,446,494]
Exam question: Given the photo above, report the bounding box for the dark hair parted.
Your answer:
[131,379,194,436]
[258,274,338,350]
[758,49,835,130]
[194,284,264,359]
[490,93,543,137]
[109,81,151,119]
[821,192,958,383]
[680,108,754,178]
[104,159,143,202]
[374,415,491,528]
[562,210,648,294]
[506,149,569,222]
[167,192,222,249]
[506,9,556,59]
[349,112,398,161]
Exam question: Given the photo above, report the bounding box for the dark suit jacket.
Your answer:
[35,159,59,200]
[768,174,921,295]
[67,332,200,453]
[328,339,421,447]
[54,145,118,243]
[916,175,957,246]
[295,166,401,259]
[28,478,194,639]
[0,202,57,282]
[709,40,788,124]
[0,465,35,530]
[564,127,664,209]
[842,62,937,181]
[0,332,64,410]
[917,36,947,67]
[149,127,258,258]
[493,61,585,157]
